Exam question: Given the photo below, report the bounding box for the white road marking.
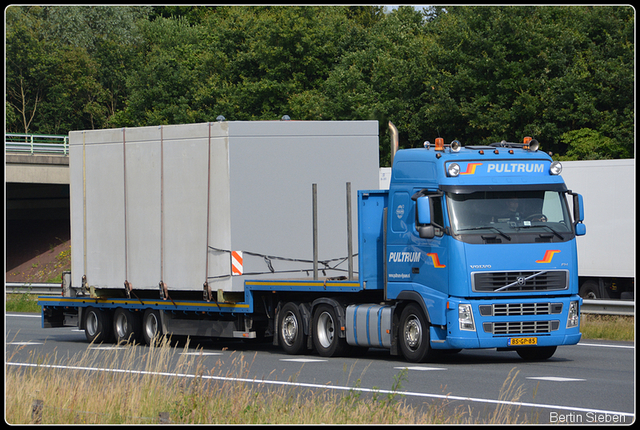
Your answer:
[6,361,633,419]
[6,314,41,318]
[527,376,586,382]
[7,342,43,346]
[578,342,634,349]
[89,346,127,350]
[181,352,223,356]
[394,366,447,371]
[280,358,327,363]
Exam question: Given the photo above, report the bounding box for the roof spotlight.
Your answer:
[450,140,461,152]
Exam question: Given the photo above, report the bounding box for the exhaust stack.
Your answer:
[388,121,399,167]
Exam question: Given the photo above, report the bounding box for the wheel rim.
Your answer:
[86,311,98,336]
[145,313,159,340]
[316,311,335,349]
[281,311,299,346]
[115,312,128,338]
[403,315,422,351]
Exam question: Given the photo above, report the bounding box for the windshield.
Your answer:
[447,190,573,242]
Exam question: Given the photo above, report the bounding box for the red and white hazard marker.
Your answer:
[231,251,243,276]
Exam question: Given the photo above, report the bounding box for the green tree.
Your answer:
[199,6,358,121]
[558,128,625,160]
[422,6,634,158]
[6,6,54,134]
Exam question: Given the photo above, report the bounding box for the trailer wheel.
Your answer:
[279,302,306,354]
[516,346,557,361]
[398,303,431,363]
[84,307,112,343]
[142,309,163,346]
[313,304,348,357]
[113,308,142,344]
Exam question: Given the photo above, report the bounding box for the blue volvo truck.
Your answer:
[39,121,584,362]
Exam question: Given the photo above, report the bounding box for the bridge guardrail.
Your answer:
[6,133,69,156]
[5,283,636,316]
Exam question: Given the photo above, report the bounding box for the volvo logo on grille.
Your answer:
[517,276,526,286]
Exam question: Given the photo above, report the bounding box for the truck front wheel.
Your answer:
[399,303,432,363]
[313,304,348,357]
[516,346,557,361]
[113,308,142,344]
[279,302,306,354]
[84,307,112,343]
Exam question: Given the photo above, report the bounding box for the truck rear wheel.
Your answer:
[398,303,432,363]
[279,302,306,354]
[142,309,163,346]
[313,304,348,357]
[84,307,112,343]
[113,308,142,344]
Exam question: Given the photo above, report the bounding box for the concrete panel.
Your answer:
[227,121,379,291]
[122,127,162,289]
[69,121,379,293]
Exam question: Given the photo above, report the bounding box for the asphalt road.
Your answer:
[6,312,635,424]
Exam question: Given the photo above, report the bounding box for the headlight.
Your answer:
[566,301,579,328]
[458,304,476,331]
[447,163,460,177]
[550,161,563,175]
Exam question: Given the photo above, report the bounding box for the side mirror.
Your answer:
[417,225,435,239]
[417,196,431,225]
[573,193,585,223]
[572,193,586,236]
[416,196,434,239]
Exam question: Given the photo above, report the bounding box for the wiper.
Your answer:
[519,224,564,240]
[458,226,511,241]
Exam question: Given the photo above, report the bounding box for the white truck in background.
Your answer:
[561,159,635,300]
[382,158,635,300]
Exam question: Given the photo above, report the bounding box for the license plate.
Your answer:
[509,337,537,346]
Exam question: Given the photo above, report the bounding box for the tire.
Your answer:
[142,309,163,346]
[579,280,600,299]
[398,303,432,363]
[84,307,112,343]
[279,302,307,354]
[516,346,557,361]
[312,304,348,357]
[113,308,142,344]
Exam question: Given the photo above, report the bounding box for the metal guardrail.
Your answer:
[6,283,63,295]
[580,299,635,316]
[5,283,635,316]
[6,133,69,156]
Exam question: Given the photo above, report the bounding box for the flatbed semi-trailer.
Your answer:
[40,121,585,362]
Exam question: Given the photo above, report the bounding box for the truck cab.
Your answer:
[360,134,584,361]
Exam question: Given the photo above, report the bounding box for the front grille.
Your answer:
[483,320,560,335]
[472,270,568,293]
[480,302,563,316]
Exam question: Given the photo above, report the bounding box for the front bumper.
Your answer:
[430,295,582,350]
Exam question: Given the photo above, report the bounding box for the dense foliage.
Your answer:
[6,5,634,163]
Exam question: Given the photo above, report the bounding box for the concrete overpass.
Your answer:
[5,135,71,271]
[6,153,69,185]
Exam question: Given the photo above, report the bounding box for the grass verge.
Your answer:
[6,338,530,424]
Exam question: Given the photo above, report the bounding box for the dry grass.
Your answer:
[580,314,634,341]
[6,338,531,425]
